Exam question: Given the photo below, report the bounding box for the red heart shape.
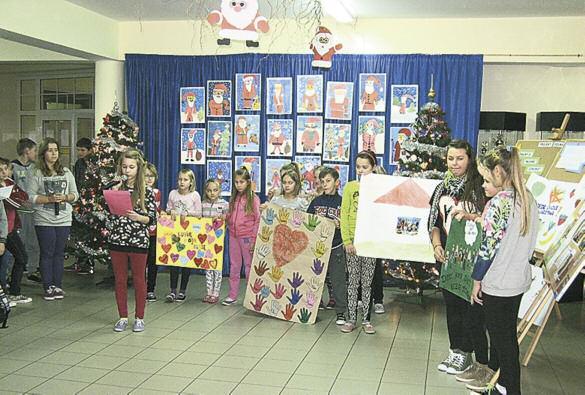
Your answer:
[209,259,218,269]
[213,219,224,230]
[186,250,196,260]
[158,254,168,264]
[180,219,189,230]
[194,257,203,267]
[272,224,309,267]
[214,244,223,254]
[201,260,210,270]
[198,233,207,244]
[161,244,172,254]
[170,253,179,262]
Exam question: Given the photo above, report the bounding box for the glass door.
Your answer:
[42,119,73,168]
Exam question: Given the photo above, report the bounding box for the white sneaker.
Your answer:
[374,303,385,314]
[446,351,473,375]
[438,349,456,372]
[9,295,32,304]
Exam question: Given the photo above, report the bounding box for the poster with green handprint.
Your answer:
[244,203,335,324]
[439,219,483,301]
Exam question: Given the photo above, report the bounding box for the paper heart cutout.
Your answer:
[205,223,213,233]
[176,242,186,252]
[214,244,223,254]
[197,250,205,258]
[205,250,213,259]
[209,259,218,269]
[158,254,168,264]
[186,250,196,260]
[180,218,190,230]
[272,224,309,267]
[194,257,203,267]
[170,253,180,262]
[207,234,216,244]
[198,233,207,244]
[179,256,190,265]
[201,260,210,270]
[213,219,224,230]
[215,229,224,238]
[161,244,172,254]
[158,216,174,228]
[192,223,202,233]
[558,215,567,226]
[157,237,167,245]
[171,234,180,244]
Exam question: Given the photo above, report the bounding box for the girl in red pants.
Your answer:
[107,149,156,333]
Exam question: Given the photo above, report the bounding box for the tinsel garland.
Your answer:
[402,140,449,156]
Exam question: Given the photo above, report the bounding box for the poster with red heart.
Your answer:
[243,203,335,324]
[156,215,225,271]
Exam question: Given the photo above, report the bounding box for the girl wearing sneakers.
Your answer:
[470,146,538,395]
[428,140,487,376]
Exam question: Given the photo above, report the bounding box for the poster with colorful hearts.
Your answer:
[243,203,335,324]
[156,216,225,271]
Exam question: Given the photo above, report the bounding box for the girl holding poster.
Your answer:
[428,140,488,378]
[201,178,229,304]
[108,149,156,333]
[340,150,377,334]
[222,167,260,306]
[165,169,202,303]
[470,147,538,395]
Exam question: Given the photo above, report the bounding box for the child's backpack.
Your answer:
[0,284,11,328]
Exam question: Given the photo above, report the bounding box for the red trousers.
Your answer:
[110,251,147,319]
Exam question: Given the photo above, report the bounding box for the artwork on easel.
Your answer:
[358,116,385,155]
[266,77,292,115]
[296,116,323,155]
[323,123,350,162]
[359,73,386,112]
[235,156,261,193]
[389,127,414,164]
[297,75,323,113]
[207,160,232,196]
[390,85,418,124]
[235,73,261,111]
[180,87,205,124]
[207,121,232,158]
[266,158,291,193]
[243,203,336,324]
[234,115,260,152]
[267,119,293,157]
[180,128,205,165]
[207,80,232,117]
[295,155,322,195]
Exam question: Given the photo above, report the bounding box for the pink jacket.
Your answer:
[227,193,260,240]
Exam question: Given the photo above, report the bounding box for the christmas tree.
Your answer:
[396,82,450,180]
[390,81,451,295]
[67,103,141,271]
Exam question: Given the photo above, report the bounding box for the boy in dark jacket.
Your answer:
[307,167,348,325]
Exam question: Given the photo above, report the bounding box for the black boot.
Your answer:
[246,40,259,48]
[217,38,230,45]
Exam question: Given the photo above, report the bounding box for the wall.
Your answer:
[0,73,18,159]
[482,64,585,132]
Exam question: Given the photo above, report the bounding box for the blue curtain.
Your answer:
[126,53,483,274]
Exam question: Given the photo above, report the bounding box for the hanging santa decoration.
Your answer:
[207,0,270,47]
[309,26,343,69]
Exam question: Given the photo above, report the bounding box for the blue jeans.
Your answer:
[35,226,70,290]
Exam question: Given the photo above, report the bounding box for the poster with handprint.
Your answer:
[244,203,335,324]
[156,216,225,270]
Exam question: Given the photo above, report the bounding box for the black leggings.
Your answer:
[146,236,158,293]
[169,267,191,293]
[6,230,28,296]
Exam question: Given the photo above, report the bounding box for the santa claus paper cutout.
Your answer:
[310,26,343,69]
[207,80,232,118]
[297,75,323,113]
[236,73,261,111]
[180,87,205,124]
[207,0,269,47]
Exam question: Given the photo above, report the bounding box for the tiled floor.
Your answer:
[1,270,584,395]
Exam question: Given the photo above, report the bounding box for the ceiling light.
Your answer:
[322,0,355,23]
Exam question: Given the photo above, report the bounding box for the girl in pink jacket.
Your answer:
[222,167,260,305]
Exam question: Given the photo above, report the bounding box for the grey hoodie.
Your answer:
[28,168,78,227]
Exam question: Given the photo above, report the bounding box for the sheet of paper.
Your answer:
[103,190,133,216]
[0,185,14,201]
[555,142,585,174]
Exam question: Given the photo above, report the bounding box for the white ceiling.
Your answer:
[65,0,585,21]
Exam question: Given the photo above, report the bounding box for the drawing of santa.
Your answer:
[209,83,230,116]
[241,74,257,109]
[303,79,319,111]
[337,128,346,159]
[182,91,197,122]
[362,118,379,152]
[269,121,285,155]
[273,83,284,113]
[235,116,249,146]
[301,118,321,152]
[210,129,221,156]
[329,84,349,119]
[186,130,196,161]
[207,0,269,47]
[361,76,380,111]
[400,93,415,114]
